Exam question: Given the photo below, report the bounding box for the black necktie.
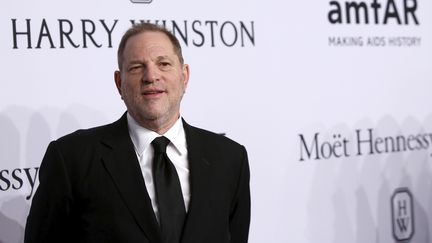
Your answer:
[151,136,186,243]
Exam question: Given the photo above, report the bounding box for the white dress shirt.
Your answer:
[127,113,190,221]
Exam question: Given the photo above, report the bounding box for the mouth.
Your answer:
[142,89,165,98]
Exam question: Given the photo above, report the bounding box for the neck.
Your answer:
[132,113,180,135]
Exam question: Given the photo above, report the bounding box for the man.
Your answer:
[24,23,250,243]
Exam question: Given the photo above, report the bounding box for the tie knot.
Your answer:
[152,136,170,154]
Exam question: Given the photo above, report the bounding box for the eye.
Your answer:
[159,61,172,70]
[128,65,143,73]
[160,62,171,67]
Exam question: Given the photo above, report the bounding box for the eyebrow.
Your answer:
[155,55,172,61]
[127,55,172,64]
[128,60,144,65]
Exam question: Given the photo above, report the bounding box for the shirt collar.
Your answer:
[127,113,187,157]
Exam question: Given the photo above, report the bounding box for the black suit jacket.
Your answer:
[24,113,250,243]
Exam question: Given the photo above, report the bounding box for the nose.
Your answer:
[142,63,160,83]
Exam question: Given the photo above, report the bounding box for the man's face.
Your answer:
[115,31,189,131]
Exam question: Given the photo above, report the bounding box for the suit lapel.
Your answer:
[181,120,213,242]
[100,114,161,243]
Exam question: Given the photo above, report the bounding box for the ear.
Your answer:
[114,71,123,98]
[182,64,190,90]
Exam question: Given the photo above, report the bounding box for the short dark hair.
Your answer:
[117,22,184,70]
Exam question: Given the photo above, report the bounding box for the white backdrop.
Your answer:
[1,0,431,242]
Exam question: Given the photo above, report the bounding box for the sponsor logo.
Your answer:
[0,167,39,200]
[328,0,419,25]
[326,0,422,47]
[391,188,415,241]
[130,0,153,3]
[299,128,432,161]
[10,19,255,49]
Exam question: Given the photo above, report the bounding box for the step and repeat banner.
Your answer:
[1,0,431,242]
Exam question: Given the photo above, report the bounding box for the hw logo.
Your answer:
[130,0,153,3]
[391,188,415,241]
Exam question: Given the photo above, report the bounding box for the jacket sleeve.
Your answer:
[24,141,74,243]
[229,146,251,243]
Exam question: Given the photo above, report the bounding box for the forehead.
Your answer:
[123,31,175,59]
